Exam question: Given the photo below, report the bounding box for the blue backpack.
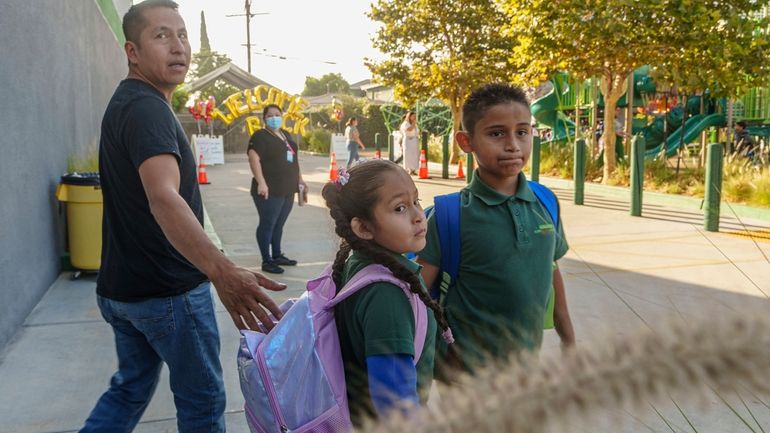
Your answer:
[417,180,560,328]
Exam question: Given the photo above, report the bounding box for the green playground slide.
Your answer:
[531,81,576,143]
[644,113,726,159]
[747,124,770,137]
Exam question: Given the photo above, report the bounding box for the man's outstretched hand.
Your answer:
[211,265,287,331]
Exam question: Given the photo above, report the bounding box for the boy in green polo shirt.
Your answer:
[418,83,575,376]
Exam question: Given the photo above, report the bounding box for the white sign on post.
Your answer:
[331,133,349,166]
[192,135,225,165]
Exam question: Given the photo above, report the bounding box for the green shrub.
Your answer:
[426,135,447,162]
[532,141,769,209]
[539,143,574,178]
[67,146,99,173]
[749,170,770,206]
[302,128,331,154]
[304,96,391,152]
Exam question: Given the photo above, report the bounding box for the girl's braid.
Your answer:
[345,233,451,337]
[328,205,353,288]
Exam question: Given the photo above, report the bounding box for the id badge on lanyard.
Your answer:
[283,137,295,163]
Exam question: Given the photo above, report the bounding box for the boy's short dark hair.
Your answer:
[461,83,530,135]
[123,0,179,45]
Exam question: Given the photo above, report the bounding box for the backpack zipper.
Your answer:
[256,346,290,433]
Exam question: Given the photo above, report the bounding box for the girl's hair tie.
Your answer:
[335,168,350,190]
[441,328,455,344]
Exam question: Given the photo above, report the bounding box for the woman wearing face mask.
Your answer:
[247,104,307,274]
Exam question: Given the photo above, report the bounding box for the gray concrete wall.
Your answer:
[0,0,130,351]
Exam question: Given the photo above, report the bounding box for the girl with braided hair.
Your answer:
[321,159,453,426]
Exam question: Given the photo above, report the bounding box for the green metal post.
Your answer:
[630,135,645,216]
[704,143,724,232]
[530,136,541,182]
[573,138,585,205]
[441,134,449,179]
[421,131,429,154]
[388,134,394,161]
[466,154,474,184]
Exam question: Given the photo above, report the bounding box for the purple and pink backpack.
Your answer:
[237,264,428,433]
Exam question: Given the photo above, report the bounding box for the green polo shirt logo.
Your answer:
[535,222,555,234]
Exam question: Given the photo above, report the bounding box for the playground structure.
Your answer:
[531,67,770,164]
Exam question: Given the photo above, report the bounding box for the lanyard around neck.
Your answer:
[266,128,295,155]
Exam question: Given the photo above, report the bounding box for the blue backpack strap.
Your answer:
[431,192,461,300]
[528,181,560,330]
[527,180,559,230]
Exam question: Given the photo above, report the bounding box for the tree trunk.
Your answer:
[591,78,599,157]
[599,71,629,183]
[449,103,463,164]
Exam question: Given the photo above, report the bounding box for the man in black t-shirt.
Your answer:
[79,2,286,432]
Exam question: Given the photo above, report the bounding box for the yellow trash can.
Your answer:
[56,173,102,271]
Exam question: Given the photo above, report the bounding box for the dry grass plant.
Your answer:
[366,312,770,433]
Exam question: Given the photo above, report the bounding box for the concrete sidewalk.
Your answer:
[1,153,769,433]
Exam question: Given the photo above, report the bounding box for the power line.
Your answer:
[225,0,269,74]
[252,49,337,65]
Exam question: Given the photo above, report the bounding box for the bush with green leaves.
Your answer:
[306,95,391,153]
[302,128,331,154]
[534,143,769,208]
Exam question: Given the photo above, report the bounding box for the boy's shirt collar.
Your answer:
[467,171,537,205]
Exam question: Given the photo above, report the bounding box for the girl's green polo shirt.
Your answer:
[419,172,568,373]
[335,251,437,425]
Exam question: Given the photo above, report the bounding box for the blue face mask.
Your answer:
[265,116,283,130]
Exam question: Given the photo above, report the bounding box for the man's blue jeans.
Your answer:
[80,282,225,433]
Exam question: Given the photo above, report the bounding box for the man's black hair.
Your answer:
[461,83,530,135]
[123,0,179,46]
[736,120,748,129]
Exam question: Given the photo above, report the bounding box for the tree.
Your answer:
[171,85,190,113]
[185,11,239,108]
[649,2,770,160]
[199,11,211,52]
[301,73,352,96]
[367,0,514,161]
[503,0,671,181]
[188,50,240,108]
[503,0,770,182]
[651,2,770,98]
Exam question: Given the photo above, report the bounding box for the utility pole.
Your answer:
[226,1,268,74]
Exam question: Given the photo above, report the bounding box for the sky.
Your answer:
[174,0,385,95]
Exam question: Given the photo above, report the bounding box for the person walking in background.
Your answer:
[344,117,366,168]
[734,120,756,158]
[80,2,286,432]
[247,103,307,274]
[400,111,420,175]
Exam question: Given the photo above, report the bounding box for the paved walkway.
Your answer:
[1,153,769,433]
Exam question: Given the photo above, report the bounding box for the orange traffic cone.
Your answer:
[197,155,210,185]
[375,148,382,159]
[329,152,338,181]
[455,157,465,179]
[418,149,429,179]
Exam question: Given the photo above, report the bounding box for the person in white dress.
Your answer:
[399,111,420,175]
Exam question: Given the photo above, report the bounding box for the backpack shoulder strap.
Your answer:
[528,180,559,230]
[432,192,462,299]
[325,264,429,364]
